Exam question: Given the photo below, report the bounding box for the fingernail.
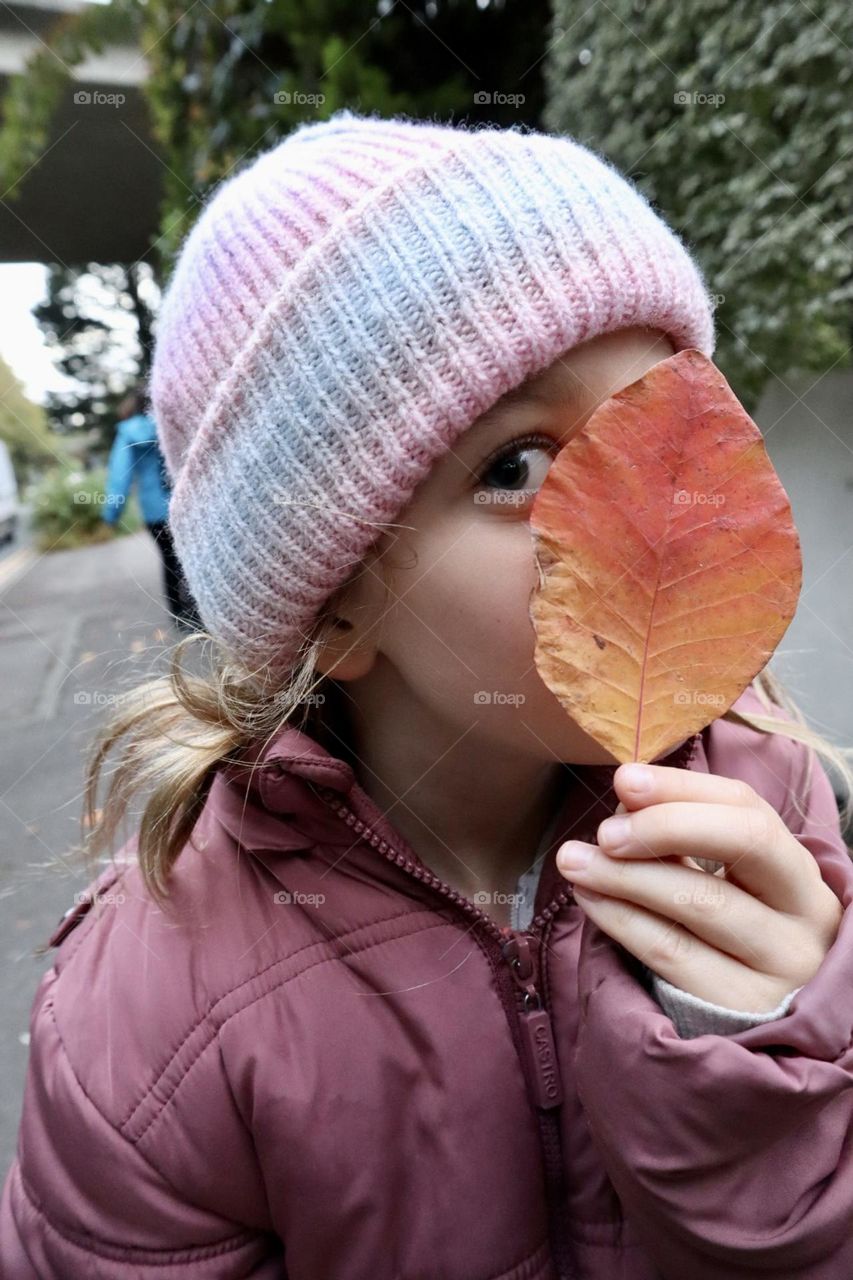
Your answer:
[558,841,594,870]
[619,764,652,792]
[598,816,631,849]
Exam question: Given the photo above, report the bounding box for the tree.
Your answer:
[32,262,159,453]
[0,356,66,485]
[138,0,552,264]
[544,1,853,409]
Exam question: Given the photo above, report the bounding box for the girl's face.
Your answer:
[319,326,676,767]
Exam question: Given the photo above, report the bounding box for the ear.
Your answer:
[313,559,386,681]
[314,616,377,681]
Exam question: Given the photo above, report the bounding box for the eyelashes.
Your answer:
[475,432,560,493]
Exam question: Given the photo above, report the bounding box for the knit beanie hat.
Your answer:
[149,108,716,684]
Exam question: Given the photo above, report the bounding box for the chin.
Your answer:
[517,714,619,768]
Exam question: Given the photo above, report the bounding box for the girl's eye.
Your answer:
[475,434,559,506]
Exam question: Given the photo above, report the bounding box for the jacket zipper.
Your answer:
[502,927,575,1280]
[312,782,576,1280]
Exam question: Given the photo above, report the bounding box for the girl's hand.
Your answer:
[557,762,844,1013]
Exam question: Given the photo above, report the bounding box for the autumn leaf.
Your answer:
[528,348,802,764]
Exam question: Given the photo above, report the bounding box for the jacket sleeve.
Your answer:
[102,421,133,524]
[574,740,853,1279]
[0,862,284,1278]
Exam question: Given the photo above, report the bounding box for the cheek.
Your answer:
[385,524,541,686]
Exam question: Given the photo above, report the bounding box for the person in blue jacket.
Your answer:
[102,384,201,629]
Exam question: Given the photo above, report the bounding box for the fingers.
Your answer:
[614,762,761,813]
[610,797,719,872]
[558,844,786,970]
[570,888,803,1013]
[594,798,817,916]
[610,797,715,873]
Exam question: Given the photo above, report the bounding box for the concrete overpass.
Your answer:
[0,0,162,266]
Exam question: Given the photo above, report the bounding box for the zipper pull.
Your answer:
[502,936,563,1111]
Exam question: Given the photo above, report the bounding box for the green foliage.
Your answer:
[0,356,67,486]
[28,464,141,552]
[544,1,853,409]
[137,0,549,266]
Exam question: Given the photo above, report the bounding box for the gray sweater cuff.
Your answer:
[648,970,804,1039]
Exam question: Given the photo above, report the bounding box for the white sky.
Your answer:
[0,262,75,404]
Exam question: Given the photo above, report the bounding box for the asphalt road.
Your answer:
[0,521,186,1173]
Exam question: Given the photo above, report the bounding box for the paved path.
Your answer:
[0,524,188,1172]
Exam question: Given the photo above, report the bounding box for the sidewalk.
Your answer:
[0,528,192,1171]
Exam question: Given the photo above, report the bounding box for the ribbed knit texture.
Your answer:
[150,108,716,680]
[650,974,804,1040]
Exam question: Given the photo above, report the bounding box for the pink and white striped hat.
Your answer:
[150,108,716,683]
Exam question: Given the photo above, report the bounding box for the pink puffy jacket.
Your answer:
[3,686,853,1279]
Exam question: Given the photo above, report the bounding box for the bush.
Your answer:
[28,465,142,551]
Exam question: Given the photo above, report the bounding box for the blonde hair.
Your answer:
[79,593,853,909]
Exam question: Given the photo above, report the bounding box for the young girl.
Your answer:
[3,110,853,1280]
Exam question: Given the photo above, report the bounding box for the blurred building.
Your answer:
[0,0,161,266]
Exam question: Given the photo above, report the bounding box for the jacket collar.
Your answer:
[209,718,709,868]
[529,726,708,921]
[237,718,706,783]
